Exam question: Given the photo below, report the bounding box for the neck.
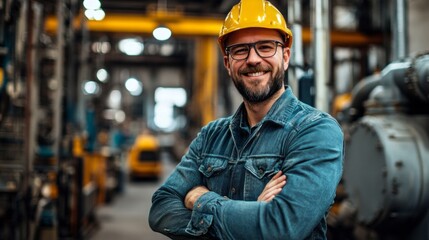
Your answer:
[244,88,284,128]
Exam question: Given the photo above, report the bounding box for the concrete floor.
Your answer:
[90,153,175,240]
[91,181,169,240]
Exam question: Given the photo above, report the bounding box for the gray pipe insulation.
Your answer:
[348,53,429,122]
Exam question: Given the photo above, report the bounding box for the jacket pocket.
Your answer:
[198,155,230,194]
[243,157,282,200]
[198,155,229,178]
[244,157,281,179]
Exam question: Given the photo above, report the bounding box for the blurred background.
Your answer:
[1,0,429,239]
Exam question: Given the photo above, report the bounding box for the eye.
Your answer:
[231,45,249,55]
[256,42,275,53]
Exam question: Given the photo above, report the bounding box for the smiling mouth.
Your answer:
[245,71,266,77]
[241,66,271,77]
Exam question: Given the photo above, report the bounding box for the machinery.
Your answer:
[341,52,429,239]
[128,131,162,180]
[1,0,123,239]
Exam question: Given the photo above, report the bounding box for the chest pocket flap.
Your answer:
[245,158,280,179]
[198,156,228,177]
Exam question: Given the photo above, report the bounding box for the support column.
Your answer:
[193,37,218,126]
[312,0,331,112]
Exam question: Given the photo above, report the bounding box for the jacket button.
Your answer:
[231,187,236,193]
[258,168,264,174]
[207,166,212,172]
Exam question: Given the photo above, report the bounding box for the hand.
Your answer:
[258,171,286,202]
[184,186,209,209]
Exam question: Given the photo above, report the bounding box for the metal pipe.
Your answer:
[312,0,331,112]
[53,0,65,157]
[391,0,409,60]
[77,14,89,129]
[348,53,429,122]
[287,0,304,95]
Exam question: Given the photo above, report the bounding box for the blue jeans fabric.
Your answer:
[149,87,344,240]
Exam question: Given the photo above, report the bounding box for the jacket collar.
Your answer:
[230,86,298,129]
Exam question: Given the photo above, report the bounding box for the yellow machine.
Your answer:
[128,132,162,180]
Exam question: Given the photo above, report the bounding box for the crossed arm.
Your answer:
[150,118,344,239]
[184,171,287,209]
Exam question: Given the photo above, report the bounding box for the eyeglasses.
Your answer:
[225,40,284,60]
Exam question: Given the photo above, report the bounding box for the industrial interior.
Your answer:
[1,0,429,239]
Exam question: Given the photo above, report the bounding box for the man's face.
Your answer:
[223,28,291,103]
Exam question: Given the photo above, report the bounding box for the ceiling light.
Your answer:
[96,68,109,82]
[118,38,144,56]
[125,77,143,96]
[107,90,122,109]
[93,9,105,21]
[83,0,101,10]
[153,26,172,41]
[82,81,100,95]
[91,41,111,54]
[160,43,174,56]
[85,9,105,21]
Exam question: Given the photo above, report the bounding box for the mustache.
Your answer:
[239,66,271,74]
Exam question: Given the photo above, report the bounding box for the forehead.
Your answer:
[226,28,283,46]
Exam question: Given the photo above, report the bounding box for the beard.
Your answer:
[232,66,285,103]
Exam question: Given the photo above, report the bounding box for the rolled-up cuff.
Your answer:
[185,191,225,236]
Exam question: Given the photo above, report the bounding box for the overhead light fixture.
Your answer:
[83,0,105,21]
[160,43,174,56]
[153,25,172,41]
[83,0,101,10]
[85,9,105,21]
[82,81,100,95]
[125,77,143,96]
[96,68,109,82]
[107,89,122,109]
[118,38,144,56]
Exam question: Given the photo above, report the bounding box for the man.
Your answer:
[149,0,343,239]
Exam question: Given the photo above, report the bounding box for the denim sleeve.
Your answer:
[149,129,213,239]
[150,116,343,240]
[188,116,344,240]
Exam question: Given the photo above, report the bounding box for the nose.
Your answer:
[246,46,262,65]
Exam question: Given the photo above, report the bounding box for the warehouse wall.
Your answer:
[409,0,429,54]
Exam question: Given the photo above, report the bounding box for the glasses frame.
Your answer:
[225,40,285,60]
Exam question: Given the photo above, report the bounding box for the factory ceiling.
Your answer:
[41,0,295,66]
[51,0,380,65]
[100,0,284,17]
[86,0,293,37]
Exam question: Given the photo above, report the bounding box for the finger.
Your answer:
[260,184,284,198]
[271,170,283,180]
[273,179,286,188]
[264,195,276,202]
[263,186,283,199]
[265,171,282,186]
[260,180,286,200]
[260,177,286,199]
[259,195,276,202]
[265,175,286,189]
[259,188,283,202]
[264,179,286,194]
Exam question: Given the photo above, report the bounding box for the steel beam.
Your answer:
[45,13,383,46]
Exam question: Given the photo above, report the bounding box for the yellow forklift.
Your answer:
[128,131,162,180]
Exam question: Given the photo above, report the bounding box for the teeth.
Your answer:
[247,72,264,77]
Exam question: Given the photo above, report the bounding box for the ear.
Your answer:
[282,47,291,71]
[223,55,231,75]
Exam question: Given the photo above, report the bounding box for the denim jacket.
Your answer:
[149,87,344,240]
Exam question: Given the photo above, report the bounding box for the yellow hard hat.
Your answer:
[218,0,293,55]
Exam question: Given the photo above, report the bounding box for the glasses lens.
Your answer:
[255,41,277,57]
[227,41,280,60]
[229,44,249,60]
